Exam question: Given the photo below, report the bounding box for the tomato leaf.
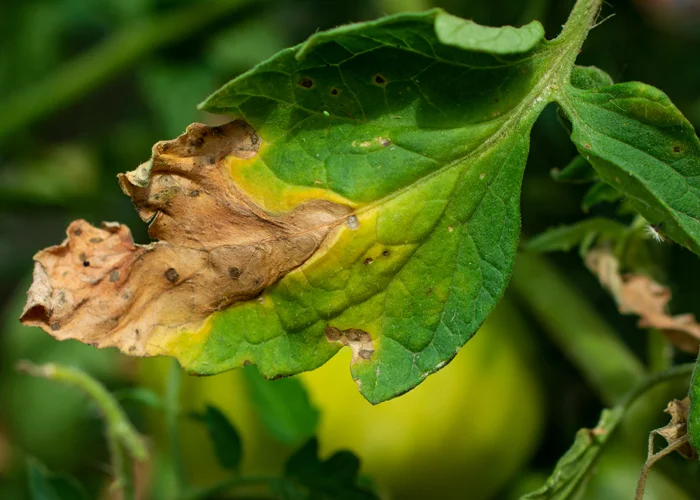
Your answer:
[26,458,88,500]
[278,438,377,500]
[243,366,319,446]
[581,182,623,211]
[193,405,243,471]
[526,217,626,253]
[521,407,623,499]
[559,82,700,255]
[20,2,700,403]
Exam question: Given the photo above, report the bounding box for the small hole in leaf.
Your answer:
[298,77,314,89]
[374,74,387,85]
[83,260,90,267]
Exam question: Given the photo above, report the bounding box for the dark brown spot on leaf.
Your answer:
[50,322,60,331]
[330,88,339,96]
[673,145,681,153]
[363,257,373,265]
[109,270,120,282]
[298,77,313,89]
[164,268,179,284]
[359,349,372,360]
[229,267,242,279]
[374,74,387,85]
[89,237,103,244]
[189,190,200,197]
[83,261,90,267]
[382,250,390,257]
[73,228,82,236]
[324,326,342,341]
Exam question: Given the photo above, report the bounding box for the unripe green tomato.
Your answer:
[300,303,544,500]
[141,302,543,499]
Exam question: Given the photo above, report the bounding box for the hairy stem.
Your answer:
[511,252,646,405]
[0,0,260,142]
[17,361,147,499]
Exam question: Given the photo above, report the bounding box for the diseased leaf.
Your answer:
[585,247,700,353]
[560,82,700,256]
[526,217,626,253]
[521,407,623,499]
[19,3,700,403]
[193,405,243,470]
[278,438,377,500]
[243,366,319,445]
[637,398,698,498]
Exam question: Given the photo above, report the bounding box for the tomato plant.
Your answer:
[2,0,700,499]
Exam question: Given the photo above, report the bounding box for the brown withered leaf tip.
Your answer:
[585,248,700,353]
[20,121,351,355]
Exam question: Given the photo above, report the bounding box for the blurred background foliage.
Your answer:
[1,0,700,498]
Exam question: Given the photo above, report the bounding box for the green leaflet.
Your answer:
[559,83,700,255]
[521,408,623,499]
[191,5,591,403]
[21,0,700,404]
[525,217,626,253]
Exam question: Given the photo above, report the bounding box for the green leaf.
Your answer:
[194,405,243,471]
[559,82,700,256]
[690,358,700,454]
[243,366,319,445]
[526,217,626,253]
[550,155,598,184]
[26,458,88,500]
[581,182,623,211]
[278,438,378,500]
[521,407,623,499]
[570,65,614,91]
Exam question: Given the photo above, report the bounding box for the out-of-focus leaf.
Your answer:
[193,405,243,470]
[138,63,216,138]
[581,182,623,211]
[278,438,378,500]
[526,217,626,253]
[26,458,88,500]
[206,17,286,73]
[521,407,623,499]
[690,359,700,453]
[0,145,98,205]
[243,366,319,446]
[550,155,597,184]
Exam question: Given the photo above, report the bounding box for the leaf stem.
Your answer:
[16,361,147,499]
[552,0,603,84]
[0,0,260,142]
[511,251,646,405]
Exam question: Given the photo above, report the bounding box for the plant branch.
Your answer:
[0,0,260,142]
[511,251,646,405]
[17,361,147,499]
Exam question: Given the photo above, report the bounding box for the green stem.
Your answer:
[166,359,186,492]
[0,0,260,142]
[511,252,646,406]
[17,361,147,499]
[552,0,603,85]
[647,329,673,374]
[180,475,281,500]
